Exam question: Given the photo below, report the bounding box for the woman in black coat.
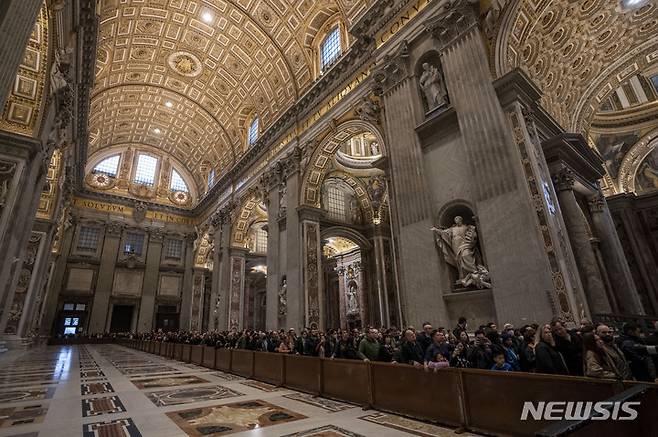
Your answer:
[534,323,569,375]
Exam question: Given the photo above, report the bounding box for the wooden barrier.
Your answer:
[231,349,254,378]
[321,358,370,406]
[181,344,192,363]
[284,355,321,395]
[173,343,183,361]
[460,369,618,436]
[148,342,156,354]
[253,352,284,385]
[191,345,203,365]
[370,363,464,427]
[215,348,231,371]
[122,342,658,436]
[203,346,215,368]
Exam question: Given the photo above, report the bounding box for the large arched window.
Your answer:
[170,169,189,193]
[320,26,342,72]
[92,155,120,176]
[133,153,158,186]
[208,169,216,188]
[247,116,259,146]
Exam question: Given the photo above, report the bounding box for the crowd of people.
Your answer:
[135,317,658,382]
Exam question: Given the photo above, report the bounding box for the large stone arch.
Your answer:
[231,193,267,248]
[300,119,386,207]
[618,127,658,194]
[323,170,375,223]
[494,0,658,133]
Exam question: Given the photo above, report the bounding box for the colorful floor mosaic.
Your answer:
[166,399,307,436]
[240,380,281,392]
[82,395,127,417]
[281,425,366,437]
[82,417,142,437]
[131,374,209,389]
[81,381,114,395]
[0,404,48,428]
[283,393,355,412]
[146,385,243,407]
[0,387,56,403]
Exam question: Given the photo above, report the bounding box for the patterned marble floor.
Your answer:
[0,344,479,437]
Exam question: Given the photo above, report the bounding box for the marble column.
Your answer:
[227,248,247,330]
[261,167,281,330]
[190,268,206,331]
[88,222,122,334]
[286,164,304,330]
[137,229,164,332]
[553,169,611,315]
[39,216,76,335]
[370,233,390,327]
[373,43,444,327]
[179,232,196,330]
[588,193,644,314]
[0,0,43,109]
[210,205,234,330]
[299,206,323,330]
[0,230,47,336]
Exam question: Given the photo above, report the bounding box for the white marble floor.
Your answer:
[0,344,476,437]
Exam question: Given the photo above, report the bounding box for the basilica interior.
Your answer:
[0,0,657,435]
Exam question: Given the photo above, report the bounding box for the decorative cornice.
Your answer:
[106,221,124,236]
[423,0,479,49]
[588,192,606,213]
[373,40,411,95]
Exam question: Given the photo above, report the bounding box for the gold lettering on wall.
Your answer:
[375,0,433,48]
[71,197,197,225]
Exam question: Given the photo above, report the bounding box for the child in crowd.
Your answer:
[491,351,512,371]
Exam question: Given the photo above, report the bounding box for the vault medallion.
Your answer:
[167,52,202,78]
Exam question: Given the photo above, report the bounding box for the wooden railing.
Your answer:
[125,340,658,437]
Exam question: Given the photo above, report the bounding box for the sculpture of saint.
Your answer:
[278,278,287,316]
[431,216,491,289]
[419,62,448,111]
[346,281,359,314]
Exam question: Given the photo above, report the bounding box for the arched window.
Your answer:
[170,169,189,193]
[133,154,158,186]
[325,185,347,222]
[247,116,259,146]
[251,226,268,254]
[320,26,342,72]
[208,169,216,188]
[93,155,120,176]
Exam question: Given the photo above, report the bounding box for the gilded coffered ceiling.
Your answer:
[499,0,658,134]
[89,0,373,187]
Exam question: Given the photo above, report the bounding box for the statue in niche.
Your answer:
[370,141,380,156]
[278,183,287,218]
[431,216,491,289]
[349,198,361,224]
[278,277,287,317]
[346,280,359,315]
[419,62,448,111]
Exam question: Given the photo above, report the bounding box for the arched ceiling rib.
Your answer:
[499,0,658,133]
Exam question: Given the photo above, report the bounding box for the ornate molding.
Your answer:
[373,40,411,95]
[553,168,575,192]
[588,192,606,213]
[106,221,124,237]
[423,0,479,49]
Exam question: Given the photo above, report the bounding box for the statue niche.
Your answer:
[432,209,491,290]
[416,53,448,113]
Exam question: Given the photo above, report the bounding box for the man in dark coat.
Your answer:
[619,323,657,382]
[396,329,424,366]
[551,320,583,376]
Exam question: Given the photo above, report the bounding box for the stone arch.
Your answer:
[617,127,658,193]
[437,199,477,228]
[231,194,267,248]
[300,119,386,207]
[320,226,372,251]
[323,170,374,223]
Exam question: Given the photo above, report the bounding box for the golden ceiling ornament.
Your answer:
[85,172,116,190]
[167,51,202,78]
[496,1,658,133]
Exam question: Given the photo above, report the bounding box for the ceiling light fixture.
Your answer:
[165,101,173,108]
[153,128,161,134]
[622,0,647,9]
[201,11,213,23]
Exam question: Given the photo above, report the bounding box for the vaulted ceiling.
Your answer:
[89,0,372,189]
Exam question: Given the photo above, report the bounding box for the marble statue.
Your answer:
[278,183,287,218]
[346,281,359,314]
[431,216,491,289]
[370,141,380,156]
[419,62,448,111]
[278,278,287,316]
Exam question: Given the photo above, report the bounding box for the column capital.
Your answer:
[373,40,410,95]
[184,231,198,245]
[423,0,479,49]
[553,168,575,192]
[588,192,606,213]
[106,221,124,237]
[148,227,166,243]
[297,205,324,222]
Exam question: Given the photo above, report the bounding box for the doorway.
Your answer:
[109,305,134,332]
